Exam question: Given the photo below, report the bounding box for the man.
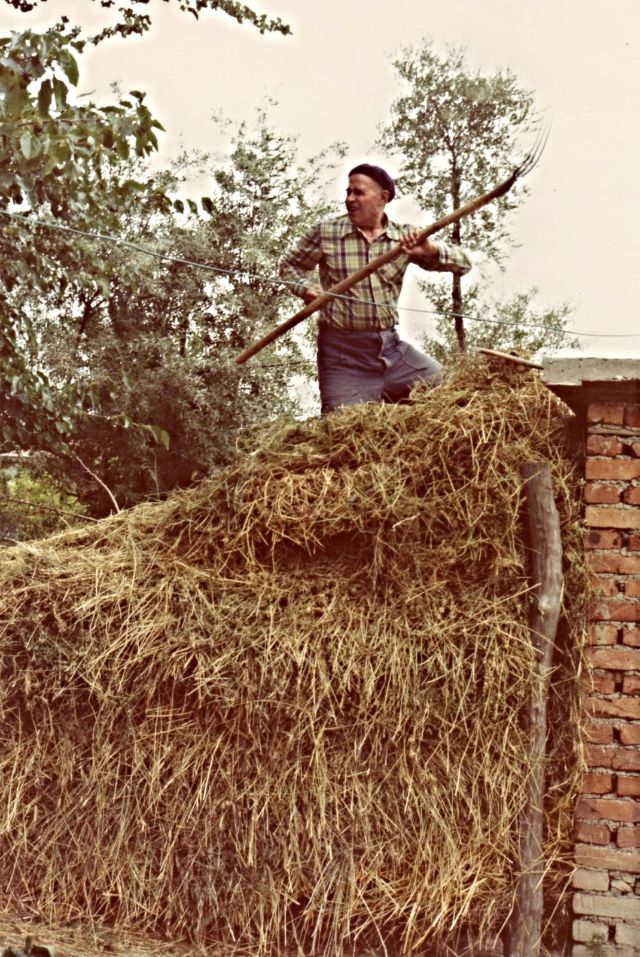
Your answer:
[279,163,472,414]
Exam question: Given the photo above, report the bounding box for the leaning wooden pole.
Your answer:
[503,462,564,957]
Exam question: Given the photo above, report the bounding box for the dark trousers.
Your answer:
[317,325,443,414]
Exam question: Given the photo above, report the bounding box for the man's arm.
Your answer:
[400,229,472,276]
[279,224,325,302]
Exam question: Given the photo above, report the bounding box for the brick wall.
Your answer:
[573,398,640,956]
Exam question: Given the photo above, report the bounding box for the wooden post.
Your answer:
[503,462,564,957]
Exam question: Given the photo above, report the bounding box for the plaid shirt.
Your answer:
[279,213,472,331]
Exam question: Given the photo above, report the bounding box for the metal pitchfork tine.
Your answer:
[495,125,550,198]
[517,124,550,177]
[235,128,551,365]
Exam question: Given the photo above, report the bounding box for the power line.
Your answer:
[1,208,637,340]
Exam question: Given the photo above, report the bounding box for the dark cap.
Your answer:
[348,163,395,201]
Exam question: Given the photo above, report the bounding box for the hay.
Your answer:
[0,359,586,955]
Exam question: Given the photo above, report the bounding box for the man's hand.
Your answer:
[303,283,324,304]
[400,229,440,259]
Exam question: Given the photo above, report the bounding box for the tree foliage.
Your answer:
[422,288,578,367]
[0,454,85,541]
[0,23,168,453]
[379,41,537,350]
[45,117,338,513]
[3,67,339,514]
[1,0,291,41]
[0,16,337,521]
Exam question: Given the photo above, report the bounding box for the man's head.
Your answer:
[345,163,395,230]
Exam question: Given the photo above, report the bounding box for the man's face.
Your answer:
[345,174,388,229]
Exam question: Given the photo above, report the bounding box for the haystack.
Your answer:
[0,360,586,956]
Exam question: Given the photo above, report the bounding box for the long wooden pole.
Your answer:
[235,168,522,365]
[503,462,564,957]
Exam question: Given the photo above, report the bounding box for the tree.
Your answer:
[1,0,291,41]
[0,23,169,454]
[0,0,293,462]
[11,107,343,515]
[422,288,578,366]
[0,6,327,526]
[378,41,537,351]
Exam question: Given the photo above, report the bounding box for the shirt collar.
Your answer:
[336,212,402,240]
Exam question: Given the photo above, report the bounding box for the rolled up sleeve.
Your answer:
[411,240,472,276]
[279,225,324,299]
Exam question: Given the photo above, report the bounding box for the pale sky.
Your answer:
[2,0,639,355]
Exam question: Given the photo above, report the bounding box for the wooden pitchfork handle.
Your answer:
[235,139,545,365]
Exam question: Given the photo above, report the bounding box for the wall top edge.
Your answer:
[542,357,640,387]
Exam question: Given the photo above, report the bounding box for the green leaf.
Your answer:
[4,83,30,117]
[148,425,170,450]
[19,131,33,160]
[37,78,52,117]
[0,55,22,75]
[52,77,68,111]
[59,49,79,86]
[116,138,130,160]
[52,140,70,165]
[96,278,111,298]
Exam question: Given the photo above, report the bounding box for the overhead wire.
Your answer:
[1,207,637,340]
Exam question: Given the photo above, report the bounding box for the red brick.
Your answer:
[588,403,625,425]
[618,775,640,796]
[576,796,640,823]
[629,533,640,550]
[618,826,640,848]
[587,696,640,719]
[590,598,640,622]
[587,647,640,670]
[581,771,614,794]
[585,529,624,549]
[619,725,640,745]
[630,441,640,457]
[622,627,640,646]
[575,842,640,872]
[586,435,624,456]
[611,748,640,772]
[624,485,640,505]
[574,892,640,923]
[575,821,611,844]
[589,553,640,574]
[625,579,640,597]
[584,482,622,504]
[586,723,616,746]
[624,406,640,427]
[589,576,619,598]
[622,674,640,694]
[587,623,619,645]
[586,460,640,481]
[586,744,616,768]
[585,505,640,529]
[584,672,617,694]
